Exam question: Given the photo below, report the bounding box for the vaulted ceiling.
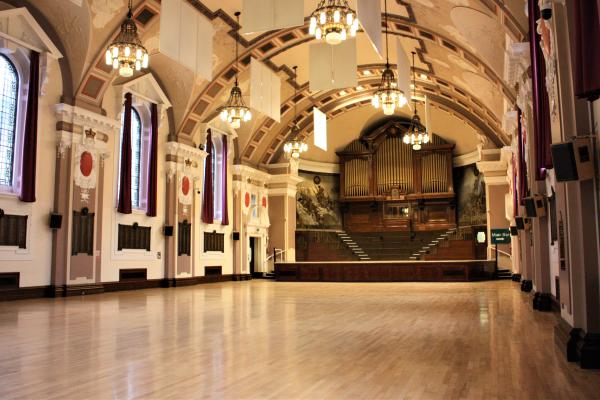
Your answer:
[10,0,528,164]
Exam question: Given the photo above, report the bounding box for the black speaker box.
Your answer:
[163,226,174,237]
[510,226,518,236]
[524,194,546,218]
[515,217,525,230]
[551,138,594,182]
[232,232,240,241]
[49,213,62,229]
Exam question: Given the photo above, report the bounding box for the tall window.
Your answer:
[0,55,19,188]
[212,137,223,221]
[120,107,143,209]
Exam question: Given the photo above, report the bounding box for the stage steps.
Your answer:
[411,228,458,260]
[336,231,371,261]
[339,230,446,261]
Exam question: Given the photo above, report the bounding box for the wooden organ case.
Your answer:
[338,120,456,233]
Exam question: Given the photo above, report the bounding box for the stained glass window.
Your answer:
[120,107,142,209]
[0,55,19,188]
[212,139,223,221]
[130,108,142,209]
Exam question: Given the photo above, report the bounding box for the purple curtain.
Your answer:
[117,93,133,214]
[574,0,600,100]
[146,103,158,217]
[221,138,229,226]
[19,51,40,203]
[528,0,553,181]
[517,108,528,209]
[201,130,214,224]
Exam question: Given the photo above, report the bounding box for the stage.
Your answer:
[275,260,495,282]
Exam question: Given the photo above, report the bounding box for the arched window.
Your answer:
[0,55,19,188]
[120,107,143,209]
[130,108,142,209]
[212,136,223,221]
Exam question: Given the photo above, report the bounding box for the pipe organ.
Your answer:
[337,120,456,233]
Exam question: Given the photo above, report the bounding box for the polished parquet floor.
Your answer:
[1,280,600,399]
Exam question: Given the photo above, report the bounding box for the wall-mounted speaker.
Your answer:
[515,217,524,230]
[551,138,594,182]
[49,213,63,230]
[232,232,240,241]
[524,194,546,218]
[163,226,174,237]
[510,226,518,236]
[515,217,530,230]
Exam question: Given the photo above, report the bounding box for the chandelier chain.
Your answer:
[235,12,240,86]
[384,0,390,66]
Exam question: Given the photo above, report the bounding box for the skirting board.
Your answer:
[0,274,249,301]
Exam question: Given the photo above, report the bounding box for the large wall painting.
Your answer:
[454,165,486,226]
[296,171,342,230]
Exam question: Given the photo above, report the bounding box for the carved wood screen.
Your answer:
[0,214,27,248]
[178,222,191,256]
[118,224,151,251]
[72,211,94,255]
[204,231,224,252]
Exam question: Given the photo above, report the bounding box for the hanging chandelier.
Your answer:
[403,52,430,150]
[309,0,359,46]
[372,0,407,115]
[283,66,308,159]
[219,12,252,129]
[105,0,149,78]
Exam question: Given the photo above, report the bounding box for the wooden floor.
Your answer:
[1,281,599,399]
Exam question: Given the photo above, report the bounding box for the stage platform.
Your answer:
[275,260,496,282]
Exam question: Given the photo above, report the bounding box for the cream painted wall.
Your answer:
[0,57,62,287]
[99,84,167,282]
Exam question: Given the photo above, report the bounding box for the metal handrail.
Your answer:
[264,248,286,264]
[490,246,512,258]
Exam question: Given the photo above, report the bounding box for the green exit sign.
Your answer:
[491,229,511,244]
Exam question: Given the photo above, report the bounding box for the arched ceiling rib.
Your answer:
[24,0,527,163]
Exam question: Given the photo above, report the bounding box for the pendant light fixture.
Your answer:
[372,0,407,115]
[403,52,430,150]
[219,12,252,129]
[105,0,149,78]
[283,66,308,159]
[309,0,359,46]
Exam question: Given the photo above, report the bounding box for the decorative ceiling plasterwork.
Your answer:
[53,0,526,163]
[250,78,506,166]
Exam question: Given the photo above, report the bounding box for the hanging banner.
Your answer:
[357,0,383,59]
[159,0,214,80]
[241,0,304,34]
[309,39,357,92]
[396,38,412,109]
[425,95,432,134]
[313,107,327,151]
[250,59,281,122]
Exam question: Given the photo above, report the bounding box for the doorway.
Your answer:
[249,237,257,277]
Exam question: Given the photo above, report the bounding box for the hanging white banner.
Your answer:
[241,0,304,34]
[313,107,328,151]
[357,0,383,59]
[250,59,281,122]
[159,0,214,80]
[309,39,358,92]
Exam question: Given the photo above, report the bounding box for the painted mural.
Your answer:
[454,165,487,226]
[296,171,343,230]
